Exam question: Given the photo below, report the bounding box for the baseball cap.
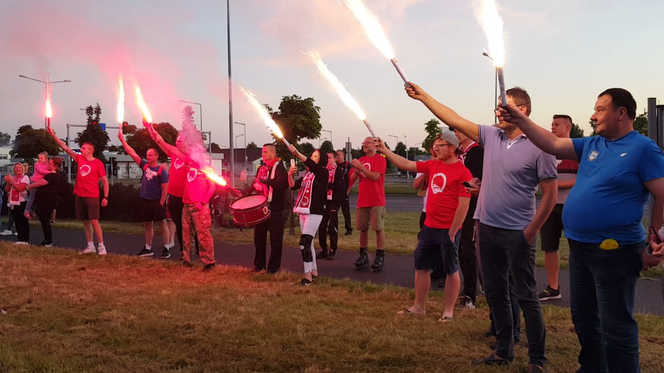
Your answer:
[438,130,463,155]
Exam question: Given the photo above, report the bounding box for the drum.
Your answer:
[230,195,271,227]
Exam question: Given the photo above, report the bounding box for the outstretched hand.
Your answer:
[405,82,427,101]
[495,104,527,124]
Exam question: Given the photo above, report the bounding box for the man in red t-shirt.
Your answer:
[48,127,109,255]
[377,132,471,321]
[347,137,387,271]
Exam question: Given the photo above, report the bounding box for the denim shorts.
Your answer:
[413,225,459,274]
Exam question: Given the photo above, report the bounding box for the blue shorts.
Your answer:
[413,225,460,274]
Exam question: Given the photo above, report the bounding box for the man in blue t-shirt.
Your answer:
[497,88,664,373]
[119,132,171,259]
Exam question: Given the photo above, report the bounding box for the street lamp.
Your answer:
[321,129,333,148]
[235,134,244,173]
[19,74,71,129]
[234,122,247,171]
[179,100,203,131]
[227,0,235,187]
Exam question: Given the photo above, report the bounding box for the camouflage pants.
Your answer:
[182,203,215,265]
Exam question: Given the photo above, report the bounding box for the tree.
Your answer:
[269,95,322,160]
[0,132,10,146]
[422,118,441,152]
[10,125,60,163]
[123,122,178,162]
[210,142,223,153]
[247,141,258,149]
[589,120,597,137]
[297,142,316,158]
[76,103,110,161]
[408,146,428,156]
[319,140,334,154]
[570,123,585,138]
[394,141,407,158]
[634,111,648,136]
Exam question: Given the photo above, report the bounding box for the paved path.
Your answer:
[3,226,662,316]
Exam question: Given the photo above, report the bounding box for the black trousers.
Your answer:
[36,204,56,244]
[341,196,352,233]
[459,207,478,302]
[10,202,29,243]
[253,210,285,272]
[318,204,339,252]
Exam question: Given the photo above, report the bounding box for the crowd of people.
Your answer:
[4,84,664,373]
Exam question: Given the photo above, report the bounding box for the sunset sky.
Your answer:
[1,0,663,151]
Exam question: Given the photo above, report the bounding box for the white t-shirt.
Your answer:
[416,172,429,213]
[9,175,30,205]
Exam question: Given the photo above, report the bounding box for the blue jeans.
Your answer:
[478,223,546,366]
[569,240,643,373]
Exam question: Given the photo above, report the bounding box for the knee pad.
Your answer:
[299,234,314,262]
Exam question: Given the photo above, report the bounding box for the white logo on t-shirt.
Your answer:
[174,159,185,169]
[144,167,158,180]
[430,173,447,194]
[187,168,197,183]
[588,151,599,161]
[80,165,91,177]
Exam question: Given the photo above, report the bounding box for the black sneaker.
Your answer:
[538,285,562,300]
[203,263,215,272]
[344,230,352,236]
[316,250,328,259]
[300,278,313,286]
[137,248,154,257]
[159,247,171,259]
[327,251,337,260]
[456,295,476,310]
[39,240,53,247]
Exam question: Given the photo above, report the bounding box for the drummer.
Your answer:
[246,143,289,273]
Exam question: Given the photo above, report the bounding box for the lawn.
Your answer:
[1,243,663,372]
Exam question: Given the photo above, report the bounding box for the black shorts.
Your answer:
[540,204,564,252]
[75,196,100,220]
[141,199,166,222]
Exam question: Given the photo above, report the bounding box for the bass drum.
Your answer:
[230,195,271,227]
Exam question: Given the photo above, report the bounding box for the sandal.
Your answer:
[438,315,454,322]
[396,308,424,315]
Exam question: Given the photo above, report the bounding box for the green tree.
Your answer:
[319,140,334,154]
[10,125,60,163]
[0,132,10,146]
[422,118,441,152]
[570,123,585,138]
[634,111,648,136]
[123,122,178,162]
[408,146,427,156]
[76,103,110,161]
[297,142,316,158]
[247,141,258,149]
[394,141,407,158]
[269,95,322,160]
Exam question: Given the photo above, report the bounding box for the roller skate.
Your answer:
[371,250,385,272]
[354,248,369,270]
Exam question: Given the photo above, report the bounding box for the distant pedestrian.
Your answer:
[6,163,30,244]
[335,150,353,236]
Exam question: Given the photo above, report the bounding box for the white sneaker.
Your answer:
[13,232,17,236]
[0,230,12,236]
[97,244,107,256]
[13,241,28,245]
[79,245,97,255]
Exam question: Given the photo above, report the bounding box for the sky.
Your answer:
[1,0,663,151]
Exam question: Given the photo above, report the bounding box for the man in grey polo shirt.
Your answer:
[406,83,557,373]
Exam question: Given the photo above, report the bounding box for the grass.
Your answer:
[43,213,663,278]
[1,243,663,373]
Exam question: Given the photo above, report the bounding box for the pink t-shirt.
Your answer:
[31,162,50,182]
[73,155,106,198]
[183,159,212,204]
[168,157,188,198]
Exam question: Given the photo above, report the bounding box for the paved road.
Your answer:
[350,194,423,212]
[3,226,662,316]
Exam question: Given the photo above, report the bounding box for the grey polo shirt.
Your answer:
[473,125,558,230]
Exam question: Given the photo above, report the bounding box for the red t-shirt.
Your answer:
[356,153,386,208]
[73,155,106,198]
[168,156,188,198]
[416,160,472,229]
[183,159,212,204]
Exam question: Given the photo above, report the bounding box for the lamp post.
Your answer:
[179,100,203,131]
[321,129,333,148]
[234,122,247,171]
[18,75,71,129]
[235,134,244,174]
[403,135,409,179]
[227,0,235,187]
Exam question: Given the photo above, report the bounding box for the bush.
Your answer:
[57,183,143,222]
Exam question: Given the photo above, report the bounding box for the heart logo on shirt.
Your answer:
[80,165,91,177]
[187,168,197,183]
[174,159,185,169]
[430,173,447,194]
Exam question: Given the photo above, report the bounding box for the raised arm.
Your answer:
[47,126,77,159]
[149,127,187,161]
[374,137,418,173]
[405,82,479,142]
[497,105,578,161]
[118,131,142,166]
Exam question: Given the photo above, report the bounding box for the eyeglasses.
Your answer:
[433,143,454,149]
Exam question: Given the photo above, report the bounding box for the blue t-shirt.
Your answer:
[563,131,664,244]
[139,159,169,200]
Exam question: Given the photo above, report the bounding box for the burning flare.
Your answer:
[240,87,290,147]
[344,0,394,59]
[479,0,505,67]
[45,98,52,119]
[202,166,227,186]
[135,86,152,124]
[117,74,125,124]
